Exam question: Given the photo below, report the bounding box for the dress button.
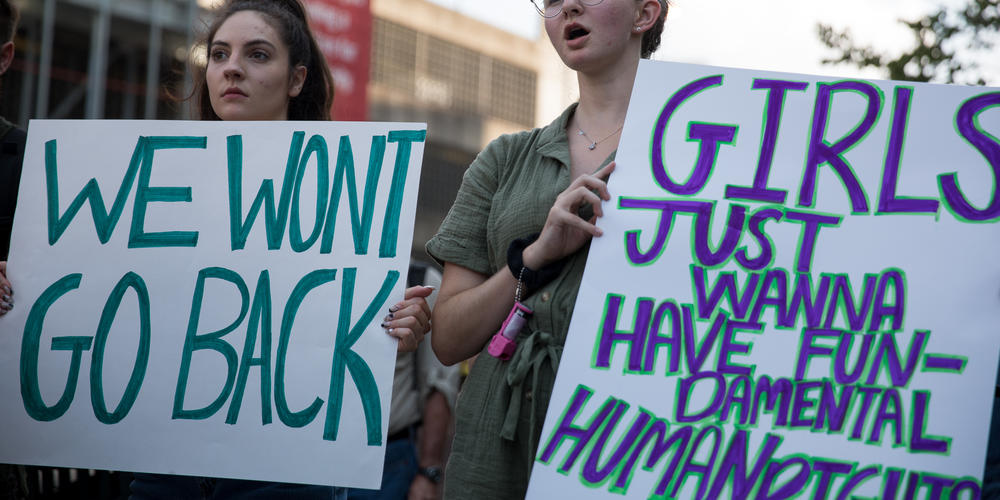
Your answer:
[525,390,533,401]
[540,292,551,302]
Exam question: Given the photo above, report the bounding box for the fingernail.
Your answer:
[422,285,436,291]
[388,304,399,313]
[1,285,10,294]
[385,313,394,321]
[2,295,10,302]
[380,321,388,328]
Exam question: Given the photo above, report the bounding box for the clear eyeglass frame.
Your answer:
[529,0,606,18]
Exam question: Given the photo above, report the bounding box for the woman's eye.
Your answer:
[209,50,227,62]
[545,0,561,7]
[250,50,269,61]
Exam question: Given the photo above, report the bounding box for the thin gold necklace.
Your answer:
[577,123,624,150]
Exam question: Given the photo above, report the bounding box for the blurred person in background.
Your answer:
[0,0,24,317]
[0,0,26,498]
[348,261,459,500]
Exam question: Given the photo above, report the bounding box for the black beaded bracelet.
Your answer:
[507,233,567,293]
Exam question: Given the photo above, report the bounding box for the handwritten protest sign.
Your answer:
[0,120,425,488]
[527,61,1000,498]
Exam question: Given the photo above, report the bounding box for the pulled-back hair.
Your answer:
[193,0,334,120]
[0,0,18,44]
[641,0,668,59]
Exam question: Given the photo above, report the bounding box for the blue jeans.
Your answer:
[346,436,418,499]
[130,473,347,499]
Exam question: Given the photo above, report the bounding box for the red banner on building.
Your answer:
[305,0,371,121]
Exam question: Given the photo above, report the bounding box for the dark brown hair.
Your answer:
[0,0,18,43]
[193,0,334,120]
[641,0,668,59]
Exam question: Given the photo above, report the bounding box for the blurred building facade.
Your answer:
[2,0,576,259]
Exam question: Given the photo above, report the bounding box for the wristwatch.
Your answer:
[417,466,443,484]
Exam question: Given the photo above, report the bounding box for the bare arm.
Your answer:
[431,162,616,366]
[407,390,450,499]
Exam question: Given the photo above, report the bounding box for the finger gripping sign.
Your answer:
[0,120,426,488]
[527,61,1000,499]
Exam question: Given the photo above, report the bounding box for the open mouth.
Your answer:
[566,25,589,41]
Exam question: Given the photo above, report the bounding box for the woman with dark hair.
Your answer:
[124,0,431,498]
[425,0,668,498]
[192,0,334,122]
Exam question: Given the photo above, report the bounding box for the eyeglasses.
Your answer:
[529,0,606,18]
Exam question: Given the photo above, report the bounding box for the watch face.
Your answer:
[420,466,443,483]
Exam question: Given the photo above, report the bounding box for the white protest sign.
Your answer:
[0,120,426,488]
[528,61,1000,498]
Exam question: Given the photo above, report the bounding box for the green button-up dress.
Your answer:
[426,104,615,499]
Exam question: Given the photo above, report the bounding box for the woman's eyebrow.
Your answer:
[210,39,277,49]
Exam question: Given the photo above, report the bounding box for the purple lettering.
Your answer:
[784,209,841,273]
[834,465,879,500]
[736,207,782,270]
[870,269,905,332]
[790,381,822,427]
[922,473,955,500]
[869,388,903,446]
[759,456,810,500]
[849,386,881,440]
[910,391,950,454]
[706,431,783,499]
[582,402,649,484]
[813,381,853,432]
[725,79,808,203]
[877,86,940,214]
[692,265,759,321]
[676,372,724,423]
[716,321,761,376]
[834,331,875,384]
[651,75,733,195]
[645,300,682,373]
[620,422,691,493]
[864,331,927,387]
[944,92,1000,221]
[669,426,722,499]
[800,81,880,213]
[795,328,837,381]
[595,294,653,372]
[811,460,852,499]
[537,385,617,470]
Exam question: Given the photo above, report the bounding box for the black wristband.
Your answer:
[507,233,566,292]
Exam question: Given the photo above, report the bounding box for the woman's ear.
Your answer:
[633,0,662,33]
[288,65,308,98]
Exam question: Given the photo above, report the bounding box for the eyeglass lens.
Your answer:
[531,0,606,18]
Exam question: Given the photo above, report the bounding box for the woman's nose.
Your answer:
[561,0,584,16]
[222,57,244,79]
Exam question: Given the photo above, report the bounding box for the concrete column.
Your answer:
[85,0,113,119]
[144,0,164,119]
[34,0,56,118]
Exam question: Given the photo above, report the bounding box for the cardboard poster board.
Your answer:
[528,61,1000,498]
[0,120,425,488]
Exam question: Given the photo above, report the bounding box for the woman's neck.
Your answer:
[574,55,640,135]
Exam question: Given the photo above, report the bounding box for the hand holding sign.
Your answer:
[0,261,11,315]
[524,162,616,270]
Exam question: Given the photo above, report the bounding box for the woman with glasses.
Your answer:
[425,0,668,498]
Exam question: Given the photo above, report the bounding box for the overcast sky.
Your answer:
[427,0,998,84]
